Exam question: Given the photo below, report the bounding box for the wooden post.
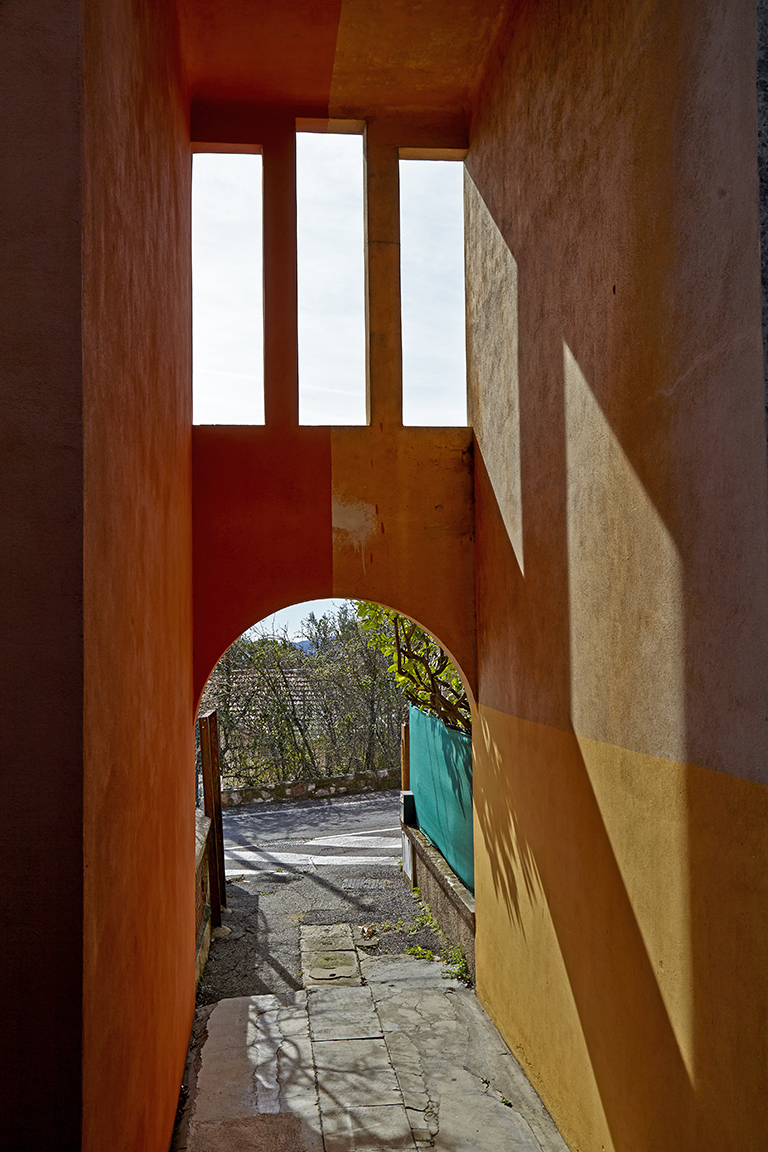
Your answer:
[400,719,410,791]
[199,711,226,926]
[207,710,227,910]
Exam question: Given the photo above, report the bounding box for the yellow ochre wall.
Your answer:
[465,3,768,1150]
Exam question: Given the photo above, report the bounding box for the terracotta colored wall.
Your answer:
[193,426,334,694]
[193,425,475,704]
[466,3,768,1149]
[82,2,194,1151]
[0,2,84,1146]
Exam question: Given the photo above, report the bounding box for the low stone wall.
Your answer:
[194,809,212,984]
[401,823,476,980]
[220,766,400,808]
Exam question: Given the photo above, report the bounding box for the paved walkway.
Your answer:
[197,792,448,1007]
[175,927,570,1152]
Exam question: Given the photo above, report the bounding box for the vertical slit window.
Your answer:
[192,152,264,424]
[297,133,366,425]
[400,160,466,426]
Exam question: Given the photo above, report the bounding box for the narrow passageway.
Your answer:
[197,789,445,1004]
[177,789,571,1151]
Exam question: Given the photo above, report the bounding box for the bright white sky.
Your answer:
[192,137,466,635]
[192,137,466,427]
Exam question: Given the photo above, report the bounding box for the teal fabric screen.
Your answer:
[408,704,474,892]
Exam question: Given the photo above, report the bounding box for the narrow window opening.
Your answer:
[297,133,366,425]
[399,160,467,426]
[192,152,264,424]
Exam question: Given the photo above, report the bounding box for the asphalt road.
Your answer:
[223,790,403,875]
[197,790,447,1006]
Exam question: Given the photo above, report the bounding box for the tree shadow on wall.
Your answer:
[473,438,699,1152]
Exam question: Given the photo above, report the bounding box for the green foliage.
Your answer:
[355,602,471,733]
[198,598,471,792]
[440,943,472,985]
[406,945,437,961]
[374,892,473,986]
[412,906,440,933]
[199,602,407,788]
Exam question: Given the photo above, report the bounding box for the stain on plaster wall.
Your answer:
[332,492,378,571]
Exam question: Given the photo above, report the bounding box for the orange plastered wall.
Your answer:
[192,425,475,705]
[82,1,195,1150]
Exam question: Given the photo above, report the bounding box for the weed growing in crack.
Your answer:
[411,907,440,934]
[440,943,472,985]
[375,892,473,986]
[406,945,437,961]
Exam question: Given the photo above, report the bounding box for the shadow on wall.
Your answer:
[469,157,768,1150]
[474,703,699,1148]
[475,682,768,1152]
[474,436,699,1147]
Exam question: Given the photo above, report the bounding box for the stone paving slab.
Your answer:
[300,924,355,952]
[301,926,361,987]
[303,960,360,987]
[359,952,462,990]
[307,986,382,1041]
[363,957,569,1152]
[188,1116,308,1151]
[179,995,323,1152]
[302,949,359,985]
[177,955,571,1152]
[313,1037,403,1109]
[320,1104,417,1151]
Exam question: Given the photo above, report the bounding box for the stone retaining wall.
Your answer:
[220,765,400,808]
[401,823,476,980]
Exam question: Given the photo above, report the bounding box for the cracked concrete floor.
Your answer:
[180,794,570,1150]
[174,948,571,1152]
[196,864,446,1006]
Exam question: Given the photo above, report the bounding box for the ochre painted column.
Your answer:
[262,118,298,427]
[364,121,402,428]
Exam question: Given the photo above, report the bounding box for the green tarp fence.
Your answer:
[408,704,474,893]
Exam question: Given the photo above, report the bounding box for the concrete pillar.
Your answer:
[364,121,402,427]
[262,118,299,427]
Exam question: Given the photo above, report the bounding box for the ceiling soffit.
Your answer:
[179,0,509,130]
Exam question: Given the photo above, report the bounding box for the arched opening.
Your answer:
[193,596,475,1011]
[197,598,472,794]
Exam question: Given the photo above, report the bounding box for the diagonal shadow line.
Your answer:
[465,146,704,1147]
[231,852,372,910]
[248,944,303,992]
[473,453,698,1151]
